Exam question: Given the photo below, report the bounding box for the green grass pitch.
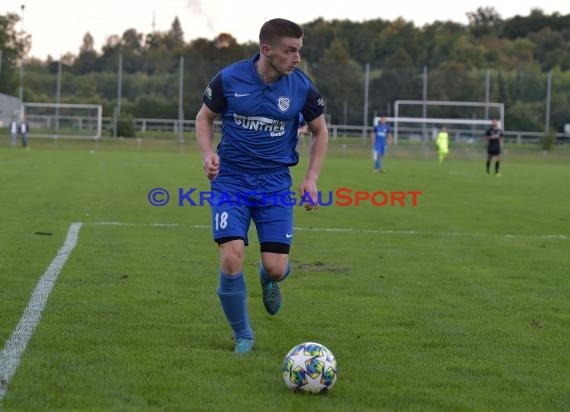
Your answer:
[0,138,569,411]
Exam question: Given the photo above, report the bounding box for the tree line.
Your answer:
[1,7,569,132]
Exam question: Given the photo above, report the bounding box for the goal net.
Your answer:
[22,103,103,139]
[376,100,504,144]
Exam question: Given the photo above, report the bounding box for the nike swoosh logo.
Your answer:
[234,92,251,97]
[285,233,293,238]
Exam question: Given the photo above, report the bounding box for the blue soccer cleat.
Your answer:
[234,338,254,354]
[260,274,281,315]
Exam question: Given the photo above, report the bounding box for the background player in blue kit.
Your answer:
[195,18,329,354]
[371,115,392,172]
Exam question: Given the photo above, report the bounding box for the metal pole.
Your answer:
[178,56,184,144]
[545,70,552,134]
[394,101,399,144]
[18,4,25,115]
[362,63,370,142]
[0,49,3,78]
[484,69,490,120]
[343,100,347,137]
[422,66,428,141]
[114,53,123,138]
[55,59,61,131]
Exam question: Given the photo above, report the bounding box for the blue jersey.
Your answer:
[203,54,325,173]
[374,123,390,150]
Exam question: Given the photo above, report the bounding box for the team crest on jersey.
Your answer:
[204,86,212,100]
[277,97,290,112]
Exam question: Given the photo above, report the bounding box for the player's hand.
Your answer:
[203,153,220,180]
[299,179,319,211]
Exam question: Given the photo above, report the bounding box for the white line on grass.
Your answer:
[0,222,82,403]
[85,222,568,240]
[86,222,568,240]
[188,224,568,240]
[90,221,179,227]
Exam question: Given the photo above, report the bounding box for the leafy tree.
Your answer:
[313,38,363,124]
[73,33,99,74]
[115,114,136,137]
[300,18,337,65]
[419,21,466,68]
[0,12,30,94]
[467,6,503,37]
[384,48,414,69]
[502,8,570,39]
[530,28,567,70]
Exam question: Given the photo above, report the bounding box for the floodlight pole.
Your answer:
[55,59,62,131]
[18,4,25,116]
[362,63,369,142]
[178,56,184,144]
[422,66,428,142]
[544,70,552,134]
[113,54,123,138]
[484,69,490,120]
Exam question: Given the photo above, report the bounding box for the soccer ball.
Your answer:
[282,342,337,393]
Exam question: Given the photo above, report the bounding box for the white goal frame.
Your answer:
[22,103,103,140]
[384,100,505,144]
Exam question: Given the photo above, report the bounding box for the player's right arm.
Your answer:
[196,104,220,180]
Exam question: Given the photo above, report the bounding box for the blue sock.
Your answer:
[260,260,291,283]
[374,159,381,170]
[217,271,253,340]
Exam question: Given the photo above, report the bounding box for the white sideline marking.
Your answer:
[82,222,568,240]
[90,221,179,227]
[190,224,567,240]
[0,223,82,402]
[293,227,569,240]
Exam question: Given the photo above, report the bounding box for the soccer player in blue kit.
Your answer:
[371,115,392,172]
[195,18,329,354]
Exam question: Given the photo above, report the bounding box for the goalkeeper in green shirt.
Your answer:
[436,126,449,165]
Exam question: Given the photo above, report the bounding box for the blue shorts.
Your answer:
[373,139,386,158]
[373,146,386,159]
[210,168,294,247]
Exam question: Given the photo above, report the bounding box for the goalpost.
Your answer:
[376,100,505,144]
[22,103,103,140]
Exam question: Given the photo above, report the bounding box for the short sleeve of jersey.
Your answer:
[301,83,325,123]
[202,73,226,114]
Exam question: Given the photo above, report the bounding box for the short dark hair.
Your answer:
[259,18,303,46]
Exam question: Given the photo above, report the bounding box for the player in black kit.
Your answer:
[484,119,504,176]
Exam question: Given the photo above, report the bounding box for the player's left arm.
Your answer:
[299,114,329,211]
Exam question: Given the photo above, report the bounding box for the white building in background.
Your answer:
[0,93,21,127]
